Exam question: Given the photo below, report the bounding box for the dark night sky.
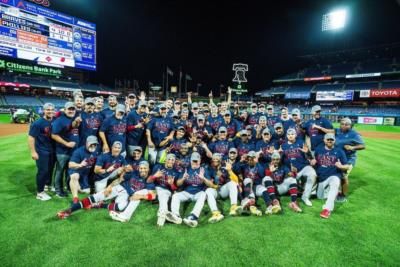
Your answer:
[50,0,400,94]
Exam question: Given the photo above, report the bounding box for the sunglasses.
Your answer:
[204,110,210,113]
[193,107,199,110]
[160,107,167,110]
[263,133,270,135]
[224,114,231,117]
[229,151,237,154]
[175,103,181,105]
[275,127,282,130]
[219,131,226,134]
[326,139,334,141]
[67,107,76,110]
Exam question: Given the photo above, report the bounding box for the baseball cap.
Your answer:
[192,102,199,109]
[262,128,271,135]
[291,108,301,116]
[245,125,253,130]
[212,153,222,161]
[218,126,227,133]
[259,115,267,122]
[229,147,238,153]
[148,99,155,104]
[64,102,75,110]
[267,104,274,110]
[251,103,257,108]
[86,135,99,146]
[84,97,95,105]
[191,152,201,162]
[286,128,297,135]
[181,109,189,114]
[223,110,231,116]
[259,103,265,108]
[324,133,336,141]
[159,103,166,109]
[311,105,322,114]
[177,126,186,131]
[174,100,181,104]
[43,103,54,109]
[271,152,281,159]
[274,122,283,129]
[182,102,188,106]
[132,146,142,152]
[240,129,248,136]
[247,151,257,158]
[139,161,149,168]
[341,117,352,125]
[116,104,125,114]
[108,95,117,100]
[128,93,136,98]
[166,153,176,160]
[197,114,205,121]
[112,141,123,148]
[138,101,147,107]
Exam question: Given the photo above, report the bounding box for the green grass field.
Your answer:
[0,113,11,124]
[0,126,400,266]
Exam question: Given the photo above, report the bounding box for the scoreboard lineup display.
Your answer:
[0,0,96,71]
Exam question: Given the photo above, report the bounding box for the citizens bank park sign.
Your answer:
[360,88,400,98]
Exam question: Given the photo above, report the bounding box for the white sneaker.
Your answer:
[50,186,56,192]
[165,211,182,224]
[109,211,129,223]
[36,192,51,201]
[265,206,273,215]
[208,212,224,223]
[183,215,198,228]
[80,188,91,194]
[157,211,166,227]
[44,185,49,192]
[301,197,313,207]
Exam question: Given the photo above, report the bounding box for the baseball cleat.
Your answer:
[208,211,224,223]
[36,192,51,201]
[229,204,242,216]
[320,209,331,219]
[289,202,302,213]
[265,205,273,215]
[57,209,71,220]
[183,215,198,228]
[272,199,282,214]
[109,211,129,223]
[157,211,166,227]
[249,206,262,216]
[165,211,182,224]
[90,201,104,209]
[301,197,313,207]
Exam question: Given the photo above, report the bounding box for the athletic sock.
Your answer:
[289,184,298,202]
[262,191,272,206]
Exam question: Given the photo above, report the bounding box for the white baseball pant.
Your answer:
[262,176,297,195]
[156,186,172,216]
[296,165,316,199]
[206,181,238,212]
[92,184,129,209]
[117,189,150,220]
[94,169,120,193]
[317,175,340,211]
[171,191,206,218]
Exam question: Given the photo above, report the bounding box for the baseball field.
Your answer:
[0,114,399,266]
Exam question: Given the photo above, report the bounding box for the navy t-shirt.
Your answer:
[94,153,127,181]
[147,116,176,147]
[234,139,256,157]
[281,139,309,170]
[255,139,278,163]
[126,109,147,146]
[208,165,230,186]
[222,119,241,139]
[181,166,211,194]
[334,128,364,159]
[68,146,99,176]
[29,117,54,155]
[100,115,127,150]
[240,163,265,185]
[207,115,224,134]
[208,139,234,158]
[304,117,333,150]
[151,164,180,191]
[268,165,291,184]
[79,111,103,146]
[314,146,348,182]
[51,113,79,155]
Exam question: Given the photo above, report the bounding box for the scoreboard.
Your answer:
[0,0,96,71]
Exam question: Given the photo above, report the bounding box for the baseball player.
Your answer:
[205,126,235,159]
[221,111,241,140]
[206,153,241,223]
[261,152,302,213]
[271,122,286,146]
[266,104,281,132]
[101,95,118,119]
[165,152,211,228]
[167,126,189,155]
[94,97,104,113]
[280,107,296,132]
[126,101,149,154]
[334,118,365,202]
[126,146,145,177]
[281,128,316,207]
[93,141,127,193]
[304,105,333,152]
[290,108,306,141]
[207,104,224,134]
[99,104,127,155]
[28,103,55,201]
[247,103,260,126]
[51,101,81,198]
[79,97,103,147]
[234,129,256,157]
[147,153,180,227]
[174,143,192,173]
[68,136,100,203]
[311,133,351,219]
[109,161,156,223]
[255,128,278,164]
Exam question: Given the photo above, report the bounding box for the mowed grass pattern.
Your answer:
[0,133,399,266]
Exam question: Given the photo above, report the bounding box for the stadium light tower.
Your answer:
[322,9,348,31]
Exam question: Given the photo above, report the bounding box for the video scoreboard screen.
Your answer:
[316,90,354,101]
[0,0,96,71]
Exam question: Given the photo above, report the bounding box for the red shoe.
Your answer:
[73,197,79,204]
[289,202,302,213]
[320,209,331,219]
[57,209,71,219]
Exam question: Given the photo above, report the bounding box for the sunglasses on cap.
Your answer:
[193,107,199,110]
[275,127,282,130]
[263,133,270,135]
[128,95,136,99]
[219,131,226,133]
[204,110,210,113]
[292,114,298,116]
[224,114,231,117]
[326,138,334,141]
[67,107,76,110]
[175,102,181,105]
[267,108,273,110]
[182,103,188,106]
[160,107,167,110]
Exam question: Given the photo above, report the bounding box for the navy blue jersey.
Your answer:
[247,112,260,126]
[281,139,309,170]
[222,119,242,138]
[126,110,147,146]
[293,122,306,141]
[147,116,176,147]
[304,117,333,150]
[234,139,256,157]
[314,146,348,182]
[267,165,291,184]
[94,153,127,181]
[51,113,79,155]
[174,153,191,173]
[100,107,115,120]
[122,172,149,196]
[255,139,278,163]
[281,118,296,133]
[207,115,224,134]
[208,165,230,186]
[100,115,127,150]
[68,146,99,176]
[79,111,103,146]
[240,163,265,185]
[29,117,54,154]
[126,157,145,177]
[181,166,211,194]
[271,132,286,147]
[208,140,234,158]
[169,137,188,155]
[334,128,364,159]
[151,164,180,190]
[266,115,281,130]
[192,125,212,141]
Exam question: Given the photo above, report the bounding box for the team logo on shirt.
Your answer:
[86,117,101,130]
[112,123,126,134]
[317,154,337,167]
